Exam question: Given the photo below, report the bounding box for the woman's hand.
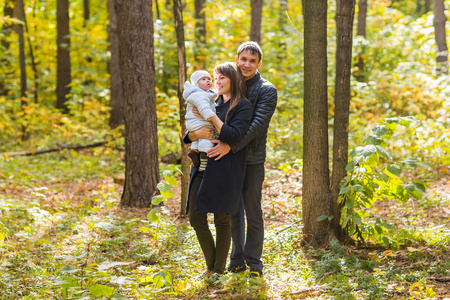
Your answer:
[207,140,231,160]
[188,126,214,141]
[192,106,201,117]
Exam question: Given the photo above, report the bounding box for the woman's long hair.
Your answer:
[214,62,247,123]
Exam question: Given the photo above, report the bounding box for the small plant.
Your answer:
[339,117,428,246]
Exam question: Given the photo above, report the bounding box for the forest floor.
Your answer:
[1,162,449,299]
[160,168,450,299]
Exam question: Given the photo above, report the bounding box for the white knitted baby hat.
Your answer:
[190,70,211,87]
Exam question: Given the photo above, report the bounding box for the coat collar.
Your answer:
[245,70,261,87]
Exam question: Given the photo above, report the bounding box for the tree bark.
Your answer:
[15,0,28,140]
[21,3,39,104]
[250,0,263,44]
[173,0,190,217]
[277,0,288,61]
[433,0,448,75]
[155,0,161,19]
[194,0,206,68]
[355,0,367,82]
[107,0,123,129]
[14,0,27,102]
[83,0,90,27]
[117,0,160,208]
[331,0,355,242]
[1,0,14,96]
[56,0,71,113]
[302,0,331,248]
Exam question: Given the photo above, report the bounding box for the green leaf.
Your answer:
[138,226,151,233]
[161,191,175,199]
[151,195,164,205]
[346,158,358,172]
[157,182,172,193]
[376,146,391,159]
[401,157,419,169]
[89,284,116,297]
[317,215,329,222]
[339,186,349,195]
[398,116,415,127]
[371,124,389,137]
[366,134,383,146]
[352,184,363,193]
[112,294,129,300]
[386,164,402,177]
[147,209,159,222]
[403,183,424,199]
[165,175,178,186]
[352,214,362,226]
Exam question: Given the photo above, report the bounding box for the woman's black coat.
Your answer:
[185,97,252,214]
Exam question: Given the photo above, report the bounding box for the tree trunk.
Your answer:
[15,0,28,140]
[250,0,263,44]
[331,0,355,243]
[277,0,288,61]
[173,0,190,217]
[117,0,160,208]
[56,0,71,113]
[194,0,206,68]
[355,0,367,82]
[302,0,331,248]
[22,3,39,104]
[83,0,90,27]
[425,0,430,13]
[1,0,15,96]
[107,0,123,129]
[433,0,448,75]
[155,0,161,19]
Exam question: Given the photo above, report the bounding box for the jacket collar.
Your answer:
[246,70,261,87]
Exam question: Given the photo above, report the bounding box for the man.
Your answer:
[186,42,277,277]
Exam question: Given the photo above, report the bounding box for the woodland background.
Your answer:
[0,0,449,299]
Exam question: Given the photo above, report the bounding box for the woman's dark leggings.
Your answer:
[188,171,231,274]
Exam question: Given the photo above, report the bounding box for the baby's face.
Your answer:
[197,76,212,91]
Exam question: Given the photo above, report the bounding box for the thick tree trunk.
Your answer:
[117,0,160,208]
[173,0,190,217]
[107,0,123,129]
[302,0,331,248]
[250,0,263,44]
[56,0,71,113]
[355,0,367,82]
[194,0,206,68]
[331,0,355,242]
[433,0,448,75]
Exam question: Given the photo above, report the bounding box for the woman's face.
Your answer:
[214,70,231,99]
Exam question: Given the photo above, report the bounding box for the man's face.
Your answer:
[235,50,262,79]
[197,76,212,91]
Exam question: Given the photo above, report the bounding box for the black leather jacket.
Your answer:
[231,71,277,164]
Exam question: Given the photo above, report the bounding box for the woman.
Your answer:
[185,62,252,281]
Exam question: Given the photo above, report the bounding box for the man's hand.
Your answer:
[188,126,214,141]
[207,140,231,160]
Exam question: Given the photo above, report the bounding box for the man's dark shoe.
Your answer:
[249,268,263,277]
[227,264,247,273]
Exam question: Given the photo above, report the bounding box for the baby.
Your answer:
[183,70,217,168]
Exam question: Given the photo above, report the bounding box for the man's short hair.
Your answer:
[237,41,263,61]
